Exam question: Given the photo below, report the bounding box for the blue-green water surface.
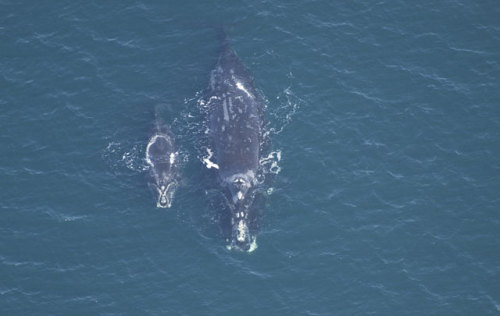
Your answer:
[1,1,500,314]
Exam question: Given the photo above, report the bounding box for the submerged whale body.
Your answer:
[146,113,179,208]
[206,30,265,252]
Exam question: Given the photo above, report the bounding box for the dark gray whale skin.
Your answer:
[206,32,264,251]
[146,114,178,208]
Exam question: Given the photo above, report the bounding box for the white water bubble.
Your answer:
[259,150,282,175]
[202,148,219,169]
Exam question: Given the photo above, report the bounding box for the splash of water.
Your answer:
[202,148,219,170]
[102,141,150,173]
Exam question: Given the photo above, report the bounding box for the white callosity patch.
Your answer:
[156,183,174,208]
[158,185,167,207]
[227,170,255,186]
[170,152,176,165]
[226,236,258,253]
[237,220,247,242]
[227,171,256,203]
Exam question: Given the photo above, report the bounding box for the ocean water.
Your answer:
[1,1,500,314]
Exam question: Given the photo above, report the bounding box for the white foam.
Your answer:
[122,144,148,171]
[105,141,120,151]
[202,148,219,169]
[247,238,258,252]
[103,141,150,172]
[259,150,282,174]
[170,152,176,165]
[145,134,163,167]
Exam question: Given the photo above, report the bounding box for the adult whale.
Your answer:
[205,30,265,251]
[146,110,179,208]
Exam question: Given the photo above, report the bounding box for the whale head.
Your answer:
[220,172,259,252]
[154,181,176,208]
[223,180,258,252]
[227,209,257,252]
[146,132,178,209]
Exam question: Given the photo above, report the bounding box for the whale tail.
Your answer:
[216,27,229,45]
[153,105,170,135]
[216,27,233,56]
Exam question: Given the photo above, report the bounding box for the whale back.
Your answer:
[207,33,263,179]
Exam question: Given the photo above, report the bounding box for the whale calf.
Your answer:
[205,31,265,251]
[146,112,179,208]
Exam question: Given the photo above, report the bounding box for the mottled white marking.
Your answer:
[236,81,253,98]
[222,98,229,121]
[210,72,215,90]
[169,152,176,165]
[228,97,233,114]
[237,191,243,200]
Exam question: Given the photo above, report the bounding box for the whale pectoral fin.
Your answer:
[147,182,156,192]
[178,176,190,188]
